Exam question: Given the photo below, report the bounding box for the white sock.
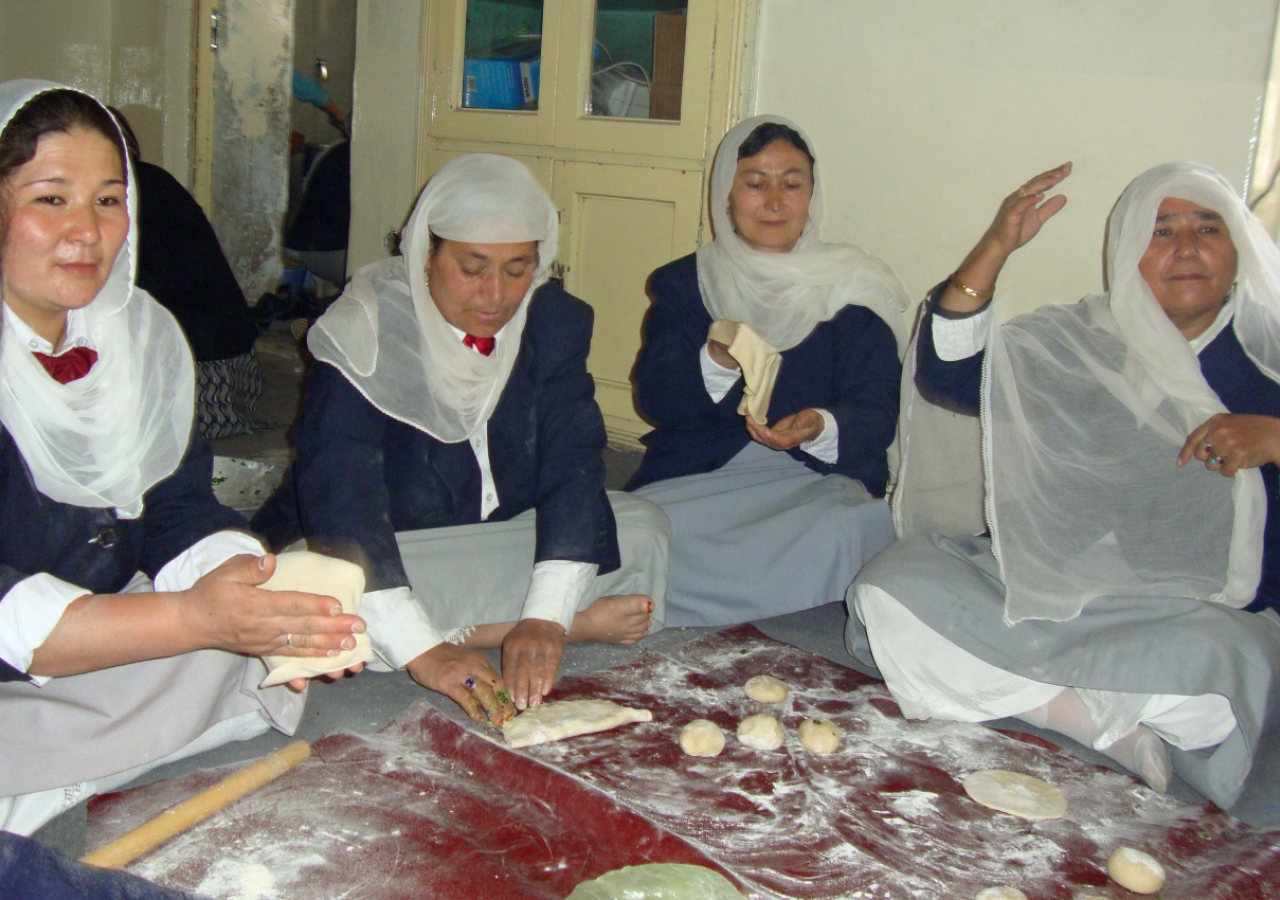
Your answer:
[1018,688,1171,793]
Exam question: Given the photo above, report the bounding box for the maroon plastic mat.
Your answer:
[88,625,1280,899]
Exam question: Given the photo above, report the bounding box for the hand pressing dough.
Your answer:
[744,674,789,703]
[679,719,726,757]
[259,551,373,688]
[797,718,841,754]
[503,699,652,748]
[962,769,1067,820]
[1106,847,1166,894]
[974,889,1027,900]
[737,714,785,750]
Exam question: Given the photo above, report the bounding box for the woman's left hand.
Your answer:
[746,409,824,451]
[1179,413,1280,476]
[284,663,365,693]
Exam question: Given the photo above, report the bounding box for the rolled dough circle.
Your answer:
[797,717,841,754]
[737,714,785,750]
[974,889,1027,900]
[744,675,789,703]
[1106,847,1166,894]
[962,769,1068,820]
[679,719,726,757]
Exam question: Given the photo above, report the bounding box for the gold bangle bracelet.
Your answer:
[950,274,994,302]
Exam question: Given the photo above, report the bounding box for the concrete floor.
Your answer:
[34,325,1210,859]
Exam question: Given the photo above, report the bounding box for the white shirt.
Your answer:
[698,343,839,464]
[360,324,599,670]
[4,304,91,356]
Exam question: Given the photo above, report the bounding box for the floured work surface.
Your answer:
[505,626,1280,900]
[85,706,726,900]
[87,626,1280,899]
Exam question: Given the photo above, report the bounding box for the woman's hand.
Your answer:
[706,339,741,371]
[746,408,824,451]
[1179,413,1280,476]
[177,553,366,658]
[941,162,1072,314]
[406,643,515,725]
[501,617,567,711]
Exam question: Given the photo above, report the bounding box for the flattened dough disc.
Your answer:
[503,699,653,748]
[962,769,1068,820]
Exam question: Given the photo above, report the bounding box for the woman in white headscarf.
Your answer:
[627,116,910,627]
[849,161,1280,827]
[253,153,671,714]
[0,81,365,837]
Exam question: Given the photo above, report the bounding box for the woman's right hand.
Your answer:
[406,643,516,726]
[941,162,1072,314]
[177,553,366,658]
[706,339,740,371]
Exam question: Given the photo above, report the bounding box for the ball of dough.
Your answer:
[1107,847,1166,894]
[679,719,726,757]
[974,889,1027,900]
[797,717,841,754]
[737,714,785,750]
[744,675,789,703]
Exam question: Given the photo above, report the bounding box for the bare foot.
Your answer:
[569,594,653,645]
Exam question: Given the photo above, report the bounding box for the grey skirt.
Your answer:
[849,534,1280,828]
[635,442,895,627]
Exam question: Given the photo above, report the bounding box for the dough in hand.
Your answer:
[744,675,789,703]
[1106,847,1166,894]
[259,551,373,688]
[974,889,1027,900]
[503,699,652,748]
[679,719,726,757]
[962,769,1068,820]
[797,717,841,754]
[737,714,785,750]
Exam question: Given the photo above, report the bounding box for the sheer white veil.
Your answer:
[308,153,558,443]
[696,115,909,354]
[982,163,1274,622]
[0,79,195,519]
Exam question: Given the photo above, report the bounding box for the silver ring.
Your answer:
[285,633,293,649]
[1209,455,1226,467]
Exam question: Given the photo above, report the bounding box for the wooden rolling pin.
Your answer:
[80,739,311,869]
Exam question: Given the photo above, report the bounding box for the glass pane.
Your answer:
[588,0,688,120]
[462,0,545,111]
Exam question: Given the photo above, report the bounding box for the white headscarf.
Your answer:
[897,162,1278,623]
[0,80,195,519]
[696,115,909,353]
[308,154,558,443]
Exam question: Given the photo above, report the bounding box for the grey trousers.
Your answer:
[394,491,671,633]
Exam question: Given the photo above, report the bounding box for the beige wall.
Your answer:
[0,0,195,184]
[347,0,422,272]
[751,0,1279,319]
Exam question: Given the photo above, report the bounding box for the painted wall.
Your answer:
[0,0,195,184]
[347,0,422,272]
[751,0,1279,319]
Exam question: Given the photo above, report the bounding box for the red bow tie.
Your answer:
[33,347,99,384]
[462,334,496,357]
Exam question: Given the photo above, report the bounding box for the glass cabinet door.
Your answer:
[553,0,717,159]
[427,0,561,145]
[585,0,687,121]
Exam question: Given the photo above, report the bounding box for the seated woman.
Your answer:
[0,80,381,836]
[252,154,670,712]
[627,116,908,627]
[850,161,1280,826]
